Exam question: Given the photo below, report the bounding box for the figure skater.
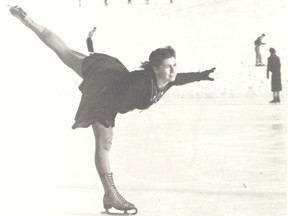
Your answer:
[9,5,215,215]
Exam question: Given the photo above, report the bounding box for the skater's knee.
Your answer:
[102,141,112,151]
[99,134,113,151]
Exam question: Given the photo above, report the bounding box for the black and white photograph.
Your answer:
[0,0,287,215]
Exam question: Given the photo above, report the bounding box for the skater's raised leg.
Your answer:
[10,5,137,214]
[92,123,137,215]
[9,6,86,78]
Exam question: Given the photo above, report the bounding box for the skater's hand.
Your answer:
[201,67,215,81]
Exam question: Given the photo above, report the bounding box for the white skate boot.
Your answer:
[100,173,138,215]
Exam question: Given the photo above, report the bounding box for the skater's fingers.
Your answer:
[208,77,214,81]
[209,67,216,72]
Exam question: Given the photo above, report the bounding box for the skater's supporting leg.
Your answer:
[9,6,86,78]
[92,122,137,214]
[92,122,113,176]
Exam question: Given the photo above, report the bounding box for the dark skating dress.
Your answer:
[72,53,130,129]
[267,54,282,92]
[72,53,206,129]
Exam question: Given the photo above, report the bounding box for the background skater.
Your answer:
[254,33,266,66]
[9,5,215,215]
[267,47,282,103]
[87,27,96,55]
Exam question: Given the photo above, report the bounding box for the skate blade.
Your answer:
[101,207,138,215]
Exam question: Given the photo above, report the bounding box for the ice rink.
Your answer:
[0,0,287,215]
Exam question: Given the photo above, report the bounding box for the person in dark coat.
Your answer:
[9,6,215,215]
[267,48,282,103]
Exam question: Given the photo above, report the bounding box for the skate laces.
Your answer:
[106,173,128,204]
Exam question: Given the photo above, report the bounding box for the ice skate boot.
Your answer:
[8,5,26,19]
[8,6,30,24]
[276,97,280,103]
[9,5,37,29]
[100,173,137,215]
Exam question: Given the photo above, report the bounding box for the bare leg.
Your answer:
[92,122,113,176]
[9,6,86,78]
[92,122,136,213]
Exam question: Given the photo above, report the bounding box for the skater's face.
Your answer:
[153,57,178,83]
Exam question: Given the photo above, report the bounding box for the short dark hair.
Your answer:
[149,46,176,67]
[141,46,176,70]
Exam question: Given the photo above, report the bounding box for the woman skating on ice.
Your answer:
[9,5,215,215]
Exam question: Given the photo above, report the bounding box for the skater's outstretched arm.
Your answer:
[9,5,86,78]
[172,67,215,85]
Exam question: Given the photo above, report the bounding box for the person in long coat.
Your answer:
[267,48,282,103]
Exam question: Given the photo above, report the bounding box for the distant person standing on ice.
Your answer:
[86,27,96,55]
[254,33,266,66]
[267,48,282,103]
[9,5,215,215]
